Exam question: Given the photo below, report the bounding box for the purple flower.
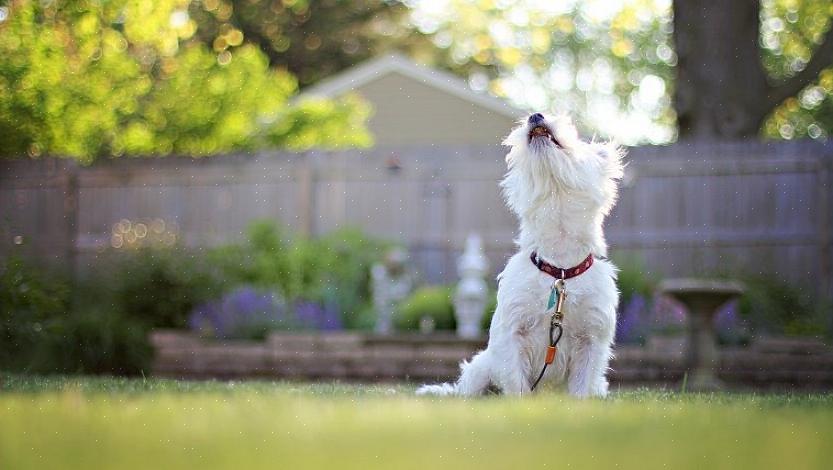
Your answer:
[294,300,342,331]
[649,294,687,334]
[189,287,347,338]
[189,287,289,339]
[616,294,648,343]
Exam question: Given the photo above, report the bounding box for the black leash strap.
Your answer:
[530,317,563,391]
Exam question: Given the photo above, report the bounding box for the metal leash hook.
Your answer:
[531,279,567,391]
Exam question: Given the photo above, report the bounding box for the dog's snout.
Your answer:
[528,113,545,125]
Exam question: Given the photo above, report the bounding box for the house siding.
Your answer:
[351,71,520,147]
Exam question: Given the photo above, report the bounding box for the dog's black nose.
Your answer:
[528,113,545,125]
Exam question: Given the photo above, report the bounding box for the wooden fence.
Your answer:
[1,141,831,301]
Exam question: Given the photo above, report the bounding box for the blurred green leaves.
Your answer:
[761,0,833,140]
[0,0,370,163]
[188,0,420,88]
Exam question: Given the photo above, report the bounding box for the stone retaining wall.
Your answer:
[150,330,833,391]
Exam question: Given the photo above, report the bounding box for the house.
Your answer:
[301,54,525,147]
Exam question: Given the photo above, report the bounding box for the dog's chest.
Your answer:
[516,271,604,335]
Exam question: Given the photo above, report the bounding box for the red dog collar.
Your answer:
[530,251,594,280]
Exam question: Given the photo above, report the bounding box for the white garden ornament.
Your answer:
[371,248,412,334]
[454,234,489,338]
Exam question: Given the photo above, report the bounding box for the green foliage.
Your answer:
[614,257,657,307]
[760,0,832,81]
[481,290,497,331]
[761,0,833,139]
[0,0,370,162]
[34,308,152,375]
[102,248,222,329]
[0,256,71,370]
[188,0,422,87]
[0,255,152,375]
[395,286,455,331]
[738,275,827,337]
[308,228,387,327]
[206,221,294,291]
[207,220,387,329]
[0,224,385,374]
[410,0,833,142]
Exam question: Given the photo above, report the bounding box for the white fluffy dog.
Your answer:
[417,113,624,398]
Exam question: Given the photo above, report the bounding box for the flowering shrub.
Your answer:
[189,287,291,340]
[294,301,343,331]
[207,221,386,329]
[189,287,344,339]
[615,294,650,344]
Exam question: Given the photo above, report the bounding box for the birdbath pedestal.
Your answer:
[659,278,744,392]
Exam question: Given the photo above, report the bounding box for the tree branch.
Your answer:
[766,25,833,108]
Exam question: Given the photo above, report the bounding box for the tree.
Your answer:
[674,0,833,139]
[0,0,370,163]
[189,0,423,87]
[408,0,833,142]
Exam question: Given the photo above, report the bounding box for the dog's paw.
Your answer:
[415,383,456,396]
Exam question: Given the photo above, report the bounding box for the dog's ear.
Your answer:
[552,114,579,145]
[595,142,625,181]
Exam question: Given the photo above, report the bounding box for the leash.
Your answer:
[527,251,593,392]
[530,278,566,391]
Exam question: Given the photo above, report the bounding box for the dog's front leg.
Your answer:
[566,334,612,398]
[493,346,532,396]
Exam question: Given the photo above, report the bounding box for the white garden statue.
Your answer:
[371,247,413,334]
[454,234,490,338]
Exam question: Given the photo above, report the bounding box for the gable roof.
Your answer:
[300,53,525,119]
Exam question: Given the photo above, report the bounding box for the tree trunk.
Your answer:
[673,0,771,139]
[674,0,833,140]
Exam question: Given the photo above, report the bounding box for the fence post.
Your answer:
[822,150,833,335]
[61,162,80,276]
[297,151,317,237]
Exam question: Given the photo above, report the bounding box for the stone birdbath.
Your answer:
[658,278,744,392]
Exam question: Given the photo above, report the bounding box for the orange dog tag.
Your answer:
[545,345,557,364]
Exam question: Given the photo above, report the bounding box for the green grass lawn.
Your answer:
[2,374,832,469]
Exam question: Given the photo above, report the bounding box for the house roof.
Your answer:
[300,53,525,119]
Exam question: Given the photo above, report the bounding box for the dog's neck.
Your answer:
[517,196,608,268]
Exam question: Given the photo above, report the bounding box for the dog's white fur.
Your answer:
[417,114,624,398]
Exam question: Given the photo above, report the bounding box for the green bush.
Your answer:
[613,256,656,307]
[99,248,222,329]
[33,309,152,376]
[481,290,498,331]
[1,255,154,375]
[0,256,71,370]
[304,228,387,328]
[395,286,456,331]
[738,275,827,337]
[206,221,294,292]
[207,221,386,329]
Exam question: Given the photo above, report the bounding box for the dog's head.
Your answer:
[501,112,624,220]
[503,112,578,156]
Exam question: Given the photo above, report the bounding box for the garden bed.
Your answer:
[150,330,833,390]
